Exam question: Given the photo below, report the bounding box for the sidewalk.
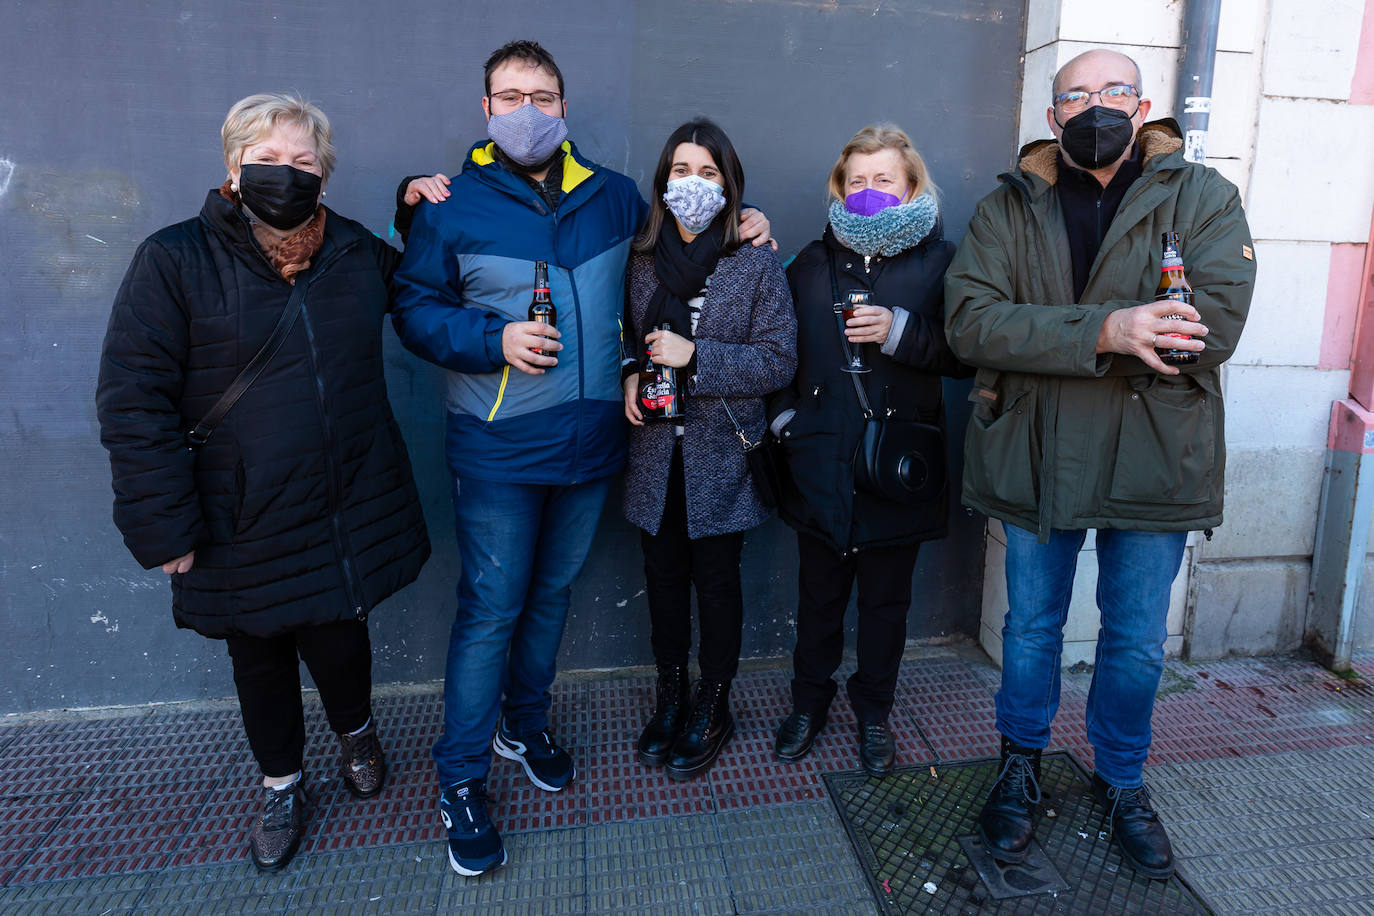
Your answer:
[1,643,1371,914]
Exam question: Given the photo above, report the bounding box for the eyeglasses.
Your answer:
[1052,84,1139,114]
[488,89,563,112]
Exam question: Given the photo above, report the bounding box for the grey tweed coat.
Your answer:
[622,243,797,538]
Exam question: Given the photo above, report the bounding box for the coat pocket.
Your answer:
[1107,375,1215,505]
[963,380,1039,512]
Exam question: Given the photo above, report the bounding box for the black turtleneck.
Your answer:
[1055,146,1142,301]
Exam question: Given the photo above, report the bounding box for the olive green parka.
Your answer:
[944,121,1256,541]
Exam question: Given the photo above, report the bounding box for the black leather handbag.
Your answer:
[719,397,787,509]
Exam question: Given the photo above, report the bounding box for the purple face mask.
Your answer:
[844,188,903,216]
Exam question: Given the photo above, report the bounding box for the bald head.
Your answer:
[1052,50,1143,101]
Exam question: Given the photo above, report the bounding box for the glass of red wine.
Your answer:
[834,289,872,374]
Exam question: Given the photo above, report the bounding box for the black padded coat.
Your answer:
[96,190,430,638]
[768,223,967,554]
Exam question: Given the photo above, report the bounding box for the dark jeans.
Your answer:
[225,619,373,778]
[432,471,612,786]
[995,524,1186,787]
[640,442,745,683]
[790,532,919,724]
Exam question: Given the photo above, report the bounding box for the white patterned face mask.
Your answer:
[663,174,727,235]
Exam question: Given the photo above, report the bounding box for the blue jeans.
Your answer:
[995,524,1186,787]
[432,473,612,786]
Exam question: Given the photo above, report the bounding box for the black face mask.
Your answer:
[1055,105,1138,171]
[237,163,322,230]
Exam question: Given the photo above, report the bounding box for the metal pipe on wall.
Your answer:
[1175,0,1223,163]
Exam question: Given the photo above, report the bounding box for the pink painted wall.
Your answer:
[1324,243,1368,370]
[1355,0,1374,103]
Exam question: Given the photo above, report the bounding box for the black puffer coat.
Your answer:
[96,190,430,638]
[769,223,967,554]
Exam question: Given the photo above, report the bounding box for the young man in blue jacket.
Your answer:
[391,40,772,877]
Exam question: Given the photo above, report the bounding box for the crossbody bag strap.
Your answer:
[827,248,875,420]
[718,397,757,450]
[186,266,315,448]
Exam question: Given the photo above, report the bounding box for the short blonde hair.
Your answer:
[221,92,336,180]
[827,123,934,203]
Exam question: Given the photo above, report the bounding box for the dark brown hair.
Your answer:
[484,40,565,97]
[634,119,743,254]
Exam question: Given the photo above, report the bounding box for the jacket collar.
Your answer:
[464,139,600,208]
[1002,118,1186,201]
[199,189,364,282]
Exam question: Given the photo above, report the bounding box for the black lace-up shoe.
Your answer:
[774,709,827,762]
[666,680,734,780]
[338,722,387,799]
[637,665,689,766]
[857,720,896,777]
[493,719,574,792]
[1092,774,1176,879]
[249,780,308,872]
[441,778,505,877]
[976,736,1043,863]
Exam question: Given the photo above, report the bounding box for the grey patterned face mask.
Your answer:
[486,104,568,167]
[663,175,727,235]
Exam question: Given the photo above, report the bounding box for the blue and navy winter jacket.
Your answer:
[392,141,647,484]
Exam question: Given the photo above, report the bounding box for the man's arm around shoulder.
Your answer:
[390,200,507,374]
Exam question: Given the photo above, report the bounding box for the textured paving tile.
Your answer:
[0,871,149,915]
[581,741,713,824]
[8,780,222,883]
[717,800,876,914]
[585,815,733,914]
[289,841,443,914]
[133,859,296,914]
[0,719,133,797]
[0,792,77,884]
[1148,744,1374,916]
[434,827,584,913]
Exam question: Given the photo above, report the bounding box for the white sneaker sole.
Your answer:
[447,843,507,877]
[492,732,574,792]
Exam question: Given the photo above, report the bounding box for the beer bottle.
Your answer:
[528,260,556,357]
[1153,232,1198,366]
[638,325,683,421]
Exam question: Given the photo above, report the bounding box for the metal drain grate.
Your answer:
[824,753,1216,914]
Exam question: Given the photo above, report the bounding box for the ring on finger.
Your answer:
[1150,333,1158,348]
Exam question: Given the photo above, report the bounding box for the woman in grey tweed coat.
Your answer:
[621,120,796,780]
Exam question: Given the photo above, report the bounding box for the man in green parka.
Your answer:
[944,49,1256,879]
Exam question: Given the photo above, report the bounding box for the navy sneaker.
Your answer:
[440,778,505,877]
[492,719,575,791]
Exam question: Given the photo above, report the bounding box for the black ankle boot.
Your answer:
[665,680,734,781]
[1092,774,1175,879]
[636,665,689,766]
[976,736,1043,863]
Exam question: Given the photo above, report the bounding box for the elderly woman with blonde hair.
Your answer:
[766,123,968,777]
[97,92,443,871]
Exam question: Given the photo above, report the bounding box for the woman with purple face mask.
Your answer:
[765,124,970,777]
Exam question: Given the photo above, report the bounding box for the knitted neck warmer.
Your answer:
[220,179,326,285]
[827,191,938,257]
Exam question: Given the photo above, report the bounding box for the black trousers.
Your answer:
[225,619,373,778]
[791,531,919,723]
[640,442,745,683]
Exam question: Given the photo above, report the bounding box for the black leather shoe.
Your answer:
[665,680,734,780]
[774,710,826,762]
[249,780,308,872]
[976,736,1042,864]
[637,665,689,767]
[1092,774,1175,879]
[857,721,896,777]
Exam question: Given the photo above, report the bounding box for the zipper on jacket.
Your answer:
[297,245,368,619]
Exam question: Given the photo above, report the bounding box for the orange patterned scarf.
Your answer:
[219,180,325,285]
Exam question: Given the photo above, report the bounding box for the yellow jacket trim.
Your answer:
[487,365,510,422]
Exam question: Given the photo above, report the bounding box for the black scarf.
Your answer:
[636,219,726,363]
